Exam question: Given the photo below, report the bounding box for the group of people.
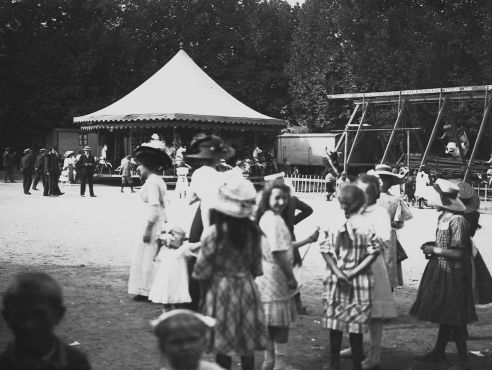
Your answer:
[2,132,492,370]
[5,145,98,197]
[121,132,492,370]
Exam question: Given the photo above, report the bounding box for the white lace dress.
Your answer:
[128,174,167,296]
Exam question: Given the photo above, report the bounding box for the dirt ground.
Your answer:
[0,181,491,370]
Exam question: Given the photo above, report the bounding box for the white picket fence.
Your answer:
[283,176,492,210]
[285,175,328,195]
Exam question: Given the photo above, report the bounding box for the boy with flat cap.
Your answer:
[0,272,92,370]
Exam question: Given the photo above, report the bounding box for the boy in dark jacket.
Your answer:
[0,272,92,370]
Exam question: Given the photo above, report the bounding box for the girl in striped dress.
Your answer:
[320,184,381,370]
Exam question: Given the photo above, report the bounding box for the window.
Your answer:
[78,133,88,146]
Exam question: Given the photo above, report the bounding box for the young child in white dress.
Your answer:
[149,226,200,309]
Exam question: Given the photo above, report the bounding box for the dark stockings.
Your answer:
[330,330,363,370]
[433,324,467,363]
[453,325,468,364]
[216,354,254,370]
[434,324,452,355]
[349,333,363,370]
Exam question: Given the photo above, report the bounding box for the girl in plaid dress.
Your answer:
[321,185,381,370]
[193,174,266,370]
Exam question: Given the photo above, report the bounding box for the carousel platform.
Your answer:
[93,174,266,189]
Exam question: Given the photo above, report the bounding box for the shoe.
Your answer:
[121,189,124,193]
[340,347,352,358]
[414,351,446,362]
[26,192,31,195]
[90,194,97,197]
[32,187,38,190]
[81,194,85,197]
[133,295,149,302]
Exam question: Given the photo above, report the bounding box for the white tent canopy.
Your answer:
[74,49,286,130]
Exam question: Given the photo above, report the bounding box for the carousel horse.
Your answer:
[95,146,112,175]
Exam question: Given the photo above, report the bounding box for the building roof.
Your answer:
[74,49,287,130]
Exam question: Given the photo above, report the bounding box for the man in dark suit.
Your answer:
[32,148,46,190]
[282,191,314,315]
[43,148,60,196]
[20,148,34,194]
[76,146,97,197]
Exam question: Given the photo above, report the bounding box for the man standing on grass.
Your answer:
[20,148,34,195]
[76,146,97,197]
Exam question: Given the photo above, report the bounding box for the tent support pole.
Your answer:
[344,130,349,173]
[381,100,406,163]
[420,97,448,169]
[464,95,492,182]
[347,103,369,163]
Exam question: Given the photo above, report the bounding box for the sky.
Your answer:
[286,0,305,6]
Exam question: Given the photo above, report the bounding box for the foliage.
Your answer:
[0,0,296,149]
[2,0,492,158]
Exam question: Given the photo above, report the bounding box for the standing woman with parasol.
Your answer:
[372,164,413,289]
[128,140,172,301]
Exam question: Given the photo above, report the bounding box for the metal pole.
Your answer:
[344,130,349,173]
[464,96,492,181]
[347,103,369,163]
[407,130,410,170]
[335,104,360,152]
[381,99,406,163]
[420,97,448,168]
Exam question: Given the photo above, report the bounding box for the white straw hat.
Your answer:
[429,179,466,213]
[213,173,257,218]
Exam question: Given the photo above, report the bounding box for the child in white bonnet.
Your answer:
[152,309,224,370]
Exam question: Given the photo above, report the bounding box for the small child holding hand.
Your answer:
[0,272,92,370]
[149,226,200,310]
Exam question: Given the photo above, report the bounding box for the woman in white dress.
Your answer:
[128,142,172,301]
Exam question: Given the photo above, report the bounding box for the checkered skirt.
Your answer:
[202,274,267,356]
[322,272,373,334]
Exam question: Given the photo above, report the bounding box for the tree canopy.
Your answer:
[2,0,492,157]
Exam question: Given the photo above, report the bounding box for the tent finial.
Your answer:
[179,41,184,50]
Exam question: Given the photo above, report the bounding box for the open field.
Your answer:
[0,182,491,369]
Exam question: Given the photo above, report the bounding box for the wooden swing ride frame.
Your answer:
[327,85,492,181]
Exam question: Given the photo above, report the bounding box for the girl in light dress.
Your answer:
[255,178,319,370]
[149,226,200,309]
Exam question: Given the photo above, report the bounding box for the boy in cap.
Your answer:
[0,272,92,370]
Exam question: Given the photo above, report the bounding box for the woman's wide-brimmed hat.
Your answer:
[457,181,480,214]
[371,164,404,186]
[429,179,466,213]
[83,146,91,151]
[213,173,257,218]
[134,141,172,170]
[185,133,235,160]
